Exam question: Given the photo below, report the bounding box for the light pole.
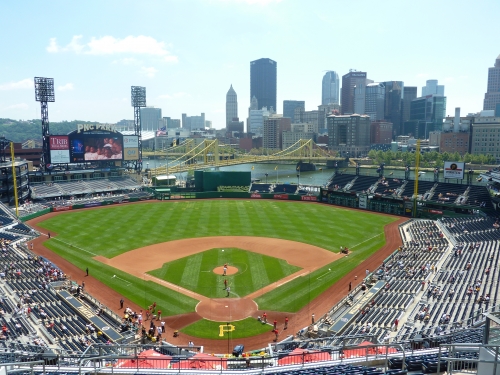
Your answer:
[297,173,300,187]
[265,173,268,183]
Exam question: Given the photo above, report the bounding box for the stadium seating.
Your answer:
[274,184,298,194]
[250,183,272,193]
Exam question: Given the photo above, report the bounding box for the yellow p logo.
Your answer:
[219,324,235,337]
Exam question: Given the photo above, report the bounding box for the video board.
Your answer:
[69,134,124,162]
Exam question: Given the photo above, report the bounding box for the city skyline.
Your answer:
[0,0,499,129]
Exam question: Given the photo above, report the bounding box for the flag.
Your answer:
[156,126,167,137]
[251,166,254,170]
[275,166,278,170]
[296,166,300,171]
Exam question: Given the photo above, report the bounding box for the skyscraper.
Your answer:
[226,85,238,126]
[322,71,340,105]
[341,71,368,115]
[382,81,404,136]
[409,96,446,138]
[250,58,277,111]
[365,83,385,121]
[402,86,418,124]
[422,79,444,97]
[483,54,500,113]
[283,100,305,122]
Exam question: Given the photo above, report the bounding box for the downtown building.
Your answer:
[406,95,446,139]
[471,115,500,162]
[483,54,500,115]
[182,113,206,130]
[401,86,418,125]
[226,85,238,126]
[140,107,162,130]
[383,81,404,136]
[322,71,340,105]
[283,100,305,122]
[341,71,368,115]
[263,115,291,150]
[365,83,386,121]
[327,114,371,157]
[250,58,277,111]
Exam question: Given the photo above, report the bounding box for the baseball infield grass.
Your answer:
[148,248,301,298]
[180,318,273,340]
[37,200,396,317]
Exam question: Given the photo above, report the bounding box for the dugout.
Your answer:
[194,170,251,192]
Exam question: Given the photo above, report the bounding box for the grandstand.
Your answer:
[30,177,142,200]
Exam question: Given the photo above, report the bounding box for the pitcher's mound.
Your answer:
[213,266,238,275]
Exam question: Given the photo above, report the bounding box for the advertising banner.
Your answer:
[52,206,72,212]
[123,147,139,161]
[301,196,317,201]
[444,161,465,179]
[429,209,443,214]
[123,135,139,148]
[359,194,368,209]
[50,150,70,164]
[84,202,103,208]
[273,194,289,200]
[50,136,69,150]
[250,193,262,199]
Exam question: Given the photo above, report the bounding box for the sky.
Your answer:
[1,0,499,129]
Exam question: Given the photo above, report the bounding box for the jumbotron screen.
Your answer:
[70,135,123,162]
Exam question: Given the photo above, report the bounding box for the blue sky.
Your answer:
[1,0,499,128]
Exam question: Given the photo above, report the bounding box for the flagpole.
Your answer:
[276,166,278,184]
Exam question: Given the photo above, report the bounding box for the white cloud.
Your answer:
[0,78,32,91]
[140,67,158,78]
[47,35,178,62]
[58,83,74,91]
[46,38,59,53]
[0,103,29,111]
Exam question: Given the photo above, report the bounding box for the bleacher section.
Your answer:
[327,173,494,211]
[274,184,298,194]
[30,177,141,199]
[250,183,272,193]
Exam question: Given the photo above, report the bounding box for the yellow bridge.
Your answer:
[145,139,338,175]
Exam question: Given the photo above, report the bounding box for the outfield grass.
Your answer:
[148,248,301,298]
[38,200,397,316]
[180,318,273,340]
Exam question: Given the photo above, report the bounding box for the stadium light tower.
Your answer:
[34,77,55,170]
[131,86,146,172]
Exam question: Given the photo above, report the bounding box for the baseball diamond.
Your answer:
[29,199,403,351]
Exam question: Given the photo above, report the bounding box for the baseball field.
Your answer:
[35,199,398,340]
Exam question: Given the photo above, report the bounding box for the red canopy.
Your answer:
[172,353,227,370]
[115,349,171,369]
[342,341,398,359]
[278,348,331,365]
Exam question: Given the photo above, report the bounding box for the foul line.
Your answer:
[51,237,97,257]
[350,232,384,249]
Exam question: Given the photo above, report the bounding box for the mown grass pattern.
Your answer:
[148,248,301,298]
[38,200,396,315]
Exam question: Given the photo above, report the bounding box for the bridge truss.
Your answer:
[150,138,334,176]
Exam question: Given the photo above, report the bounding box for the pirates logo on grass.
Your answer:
[219,324,235,337]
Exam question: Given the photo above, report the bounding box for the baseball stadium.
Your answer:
[0,82,500,374]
